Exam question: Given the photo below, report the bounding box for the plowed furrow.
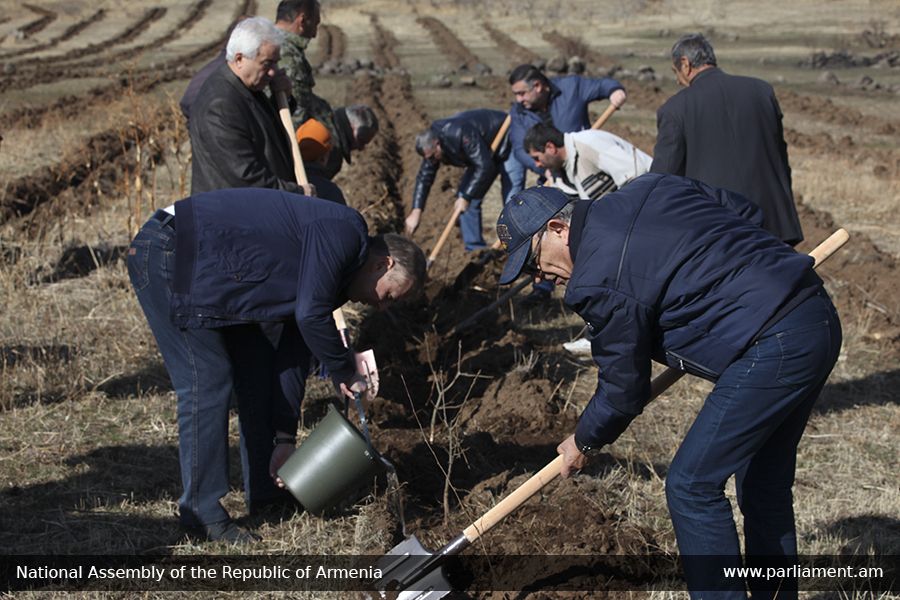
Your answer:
[0,0,254,131]
[6,7,166,71]
[416,16,488,73]
[483,22,541,67]
[18,3,57,37]
[315,23,346,66]
[0,9,106,60]
[542,30,618,72]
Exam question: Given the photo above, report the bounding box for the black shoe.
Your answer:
[200,520,261,544]
[520,288,552,307]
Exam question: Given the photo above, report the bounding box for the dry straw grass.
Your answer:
[1,2,897,599]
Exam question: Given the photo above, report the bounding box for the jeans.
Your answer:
[456,159,516,251]
[127,214,307,527]
[502,152,526,203]
[665,290,841,600]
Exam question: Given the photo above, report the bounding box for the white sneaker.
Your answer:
[562,337,592,356]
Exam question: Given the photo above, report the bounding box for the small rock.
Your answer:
[546,56,567,73]
[567,56,586,75]
[430,74,452,88]
[532,58,547,71]
[854,74,875,89]
[818,70,840,85]
[358,58,374,70]
[459,76,477,86]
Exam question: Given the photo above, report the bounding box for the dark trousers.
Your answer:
[127,214,308,527]
[666,290,842,600]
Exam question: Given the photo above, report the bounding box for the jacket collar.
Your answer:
[219,62,261,102]
[567,199,593,264]
[283,32,311,50]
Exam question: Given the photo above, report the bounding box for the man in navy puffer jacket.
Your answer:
[496,174,841,599]
[128,188,426,543]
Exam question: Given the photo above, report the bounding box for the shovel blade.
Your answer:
[375,535,452,600]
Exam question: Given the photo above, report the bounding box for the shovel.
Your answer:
[276,91,380,386]
[375,228,850,598]
[376,454,565,599]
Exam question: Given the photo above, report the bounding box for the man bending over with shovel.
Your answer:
[128,188,426,544]
[496,175,841,598]
[404,109,512,251]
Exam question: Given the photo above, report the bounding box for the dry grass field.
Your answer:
[0,0,898,597]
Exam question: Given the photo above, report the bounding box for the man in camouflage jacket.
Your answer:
[275,1,336,136]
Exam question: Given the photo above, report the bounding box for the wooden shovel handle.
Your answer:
[490,115,511,153]
[426,205,464,268]
[273,93,352,350]
[591,103,618,130]
[648,228,849,400]
[463,455,564,543]
[275,91,309,186]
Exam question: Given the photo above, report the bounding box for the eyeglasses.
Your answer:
[522,227,547,277]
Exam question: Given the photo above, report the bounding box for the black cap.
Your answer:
[496,186,571,285]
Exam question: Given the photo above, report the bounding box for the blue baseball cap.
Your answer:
[496,186,571,285]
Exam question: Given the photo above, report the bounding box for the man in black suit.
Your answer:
[187,16,354,203]
[650,33,803,246]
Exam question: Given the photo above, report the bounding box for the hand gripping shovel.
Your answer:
[375,228,850,599]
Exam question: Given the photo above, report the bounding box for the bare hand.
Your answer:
[270,442,296,487]
[269,69,292,95]
[454,196,469,214]
[557,434,588,478]
[337,373,370,404]
[300,182,317,197]
[609,89,627,109]
[404,208,423,236]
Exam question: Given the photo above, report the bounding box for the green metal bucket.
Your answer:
[277,403,382,514]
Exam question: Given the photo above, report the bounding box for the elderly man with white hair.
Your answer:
[188,16,316,196]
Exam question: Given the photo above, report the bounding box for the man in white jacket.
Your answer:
[524,123,652,200]
[523,123,652,355]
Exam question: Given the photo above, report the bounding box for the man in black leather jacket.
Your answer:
[188,16,319,197]
[404,109,510,251]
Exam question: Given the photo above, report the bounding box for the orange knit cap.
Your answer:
[296,119,333,162]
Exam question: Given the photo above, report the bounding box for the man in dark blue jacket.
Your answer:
[128,188,426,543]
[496,175,841,598]
[507,64,626,304]
[404,109,511,251]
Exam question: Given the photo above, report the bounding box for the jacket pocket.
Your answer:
[127,239,151,291]
[217,249,270,283]
[665,349,718,380]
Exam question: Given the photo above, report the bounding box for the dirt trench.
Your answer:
[2,0,216,93]
[4,7,167,73]
[315,23,347,67]
[0,9,106,60]
[0,0,256,133]
[542,30,619,73]
[417,16,490,74]
[17,3,57,38]
[483,22,542,68]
